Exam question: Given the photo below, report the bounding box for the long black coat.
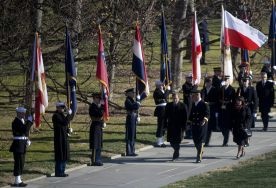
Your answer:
[164,102,187,143]
[52,111,71,161]
[231,106,251,145]
[125,96,140,141]
[201,86,219,131]
[9,118,33,153]
[89,103,104,149]
[153,88,169,117]
[189,100,210,145]
[256,81,274,113]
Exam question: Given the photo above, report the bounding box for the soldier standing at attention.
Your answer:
[153,80,170,147]
[189,90,210,163]
[164,92,187,161]
[219,75,236,146]
[10,107,33,187]
[89,93,105,166]
[124,88,140,156]
[52,102,73,177]
[256,72,275,131]
[182,73,198,139]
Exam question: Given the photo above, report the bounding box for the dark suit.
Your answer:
[153,88,169,138]
[52,111,72,176]
[219,84,236,145]
[201,86,219,145]
[212,75,222,91]
[256,81,274,130]
[236,86,258,128]
[189,100,210,161]
[164,101,187,159]
[9,118,32,176]
[182,82,197,138]
[89,103,104,164]
[125,96,140,155]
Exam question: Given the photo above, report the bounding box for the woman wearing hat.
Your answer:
[231,96,251,159]
[9,107,33,187]
[52,102,73,177]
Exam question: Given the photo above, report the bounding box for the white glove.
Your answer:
[215,112,219,118]
[103,123,107,128]
[27,140,31,146]
[167,86,171,91]
[69,128,73,133]
[136,95,141,101]
[137,116,141,122]
[273,66,276,70]
[68,109,72,115]
[253,113,257,118]
[27,115,33,122]
[221,81,226,86]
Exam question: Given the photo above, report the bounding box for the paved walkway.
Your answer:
[8,119,276,188]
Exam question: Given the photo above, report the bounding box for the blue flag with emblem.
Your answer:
[65,28,77,115]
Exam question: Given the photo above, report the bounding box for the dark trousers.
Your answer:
[219,109,231,145]
[195,143,204,160]
[13,153,25,176]
[91,148,102,163]
[126,140,135,155]
[156,116,166,137]
[55,160,66,176]
[170,142,180,159]
[261,112,269,130]
[221,126,230,145]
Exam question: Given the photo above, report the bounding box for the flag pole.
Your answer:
[272,0,275,77]
[65,27,71,129]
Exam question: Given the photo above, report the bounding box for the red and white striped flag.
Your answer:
[192,11,202,85]
[33,33,48,127]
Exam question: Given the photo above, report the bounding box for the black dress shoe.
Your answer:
[55,174,68,177]
[92,162,103,166]
[222,143,228,147]
[11,182,27,187]
[196,159,201,163]
[160,143,166,148]
[172,150,179,160]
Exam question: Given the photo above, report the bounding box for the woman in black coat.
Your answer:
[231,96,251,159]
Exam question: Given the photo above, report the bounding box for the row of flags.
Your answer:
[30,5,273,127]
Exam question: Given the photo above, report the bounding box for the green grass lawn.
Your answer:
[165,150,276,188]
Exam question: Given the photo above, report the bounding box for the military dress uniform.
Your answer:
[9,107,33,187]
[201,84,219,146]
[164,96,187,160]
[189,95,210,163]
[256,80,274,131]
[125,88,140,156]
[52,103,72,177]
[89,99,104,166]
[218,81,236,146]
[153,85,169,147]
[182,79,197,139]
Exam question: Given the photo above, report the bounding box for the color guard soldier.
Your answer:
[212,67,222,91]
[52,102,73,177]
[89,92,104,166]
[182,73,198,139]
[201,77,219,146]
[124,88,140,156]
[189,90,210,163]
[164,92,187,160]
[153,80,170,147]
[219,75,236,146]
[10,107,33,187]
[236,76,258,128]
[256,72,275,131]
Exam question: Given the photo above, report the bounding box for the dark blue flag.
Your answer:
[269,4,276,68]
[65,28,77,115]
[160,9,171,88]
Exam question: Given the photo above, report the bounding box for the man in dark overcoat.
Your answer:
[182,73,197,139]
[124,88,140,156]
[9,107,33,187]
[218,75,236,146]
[89,93,104,166]
[236,77,258,128]
[201,77,219,146]
[164,92,187,160]
[189,90,210,163]
[153,80,170,147]
[52,102,72,177]
[256,72,275,131]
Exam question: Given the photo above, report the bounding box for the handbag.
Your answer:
[244,128,252,137]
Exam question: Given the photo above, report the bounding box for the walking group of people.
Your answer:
[9,66,274,187]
